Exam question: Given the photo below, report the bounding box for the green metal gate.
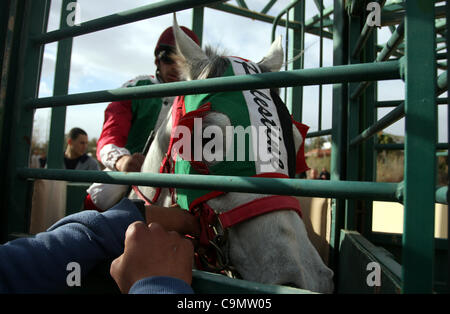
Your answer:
[0,0,448,293]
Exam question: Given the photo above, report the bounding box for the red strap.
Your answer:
[131,185,153,206]
[84,194,104,212]
[291,117,310,174]
[218,195,302,229]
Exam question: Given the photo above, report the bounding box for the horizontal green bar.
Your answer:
[375,143,449,151]
[261,0,277,15]
[377,98,448,108]
[369,232,448,251]
[271,0,302,42]
[33,0,224,44]
[27,60,401,109]
[350,103,405,147]
[304,5,334,30]
[351,21,404,100]
[207,2,301,30]
[306,128,332,138]
[435,186,448,204]
[351,70,448,147]
[17,168,402,202]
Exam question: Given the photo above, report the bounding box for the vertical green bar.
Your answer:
[5,0,50,235]
[446,0,450,294]
[403,0,436,293]
[361,29,376,237]
[345,15,360,231]
[47,0,76,169]
[192,6,204,46]
[0,0,20,243]
[329,0,348,272]
[287,1,304,121]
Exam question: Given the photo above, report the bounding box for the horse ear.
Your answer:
[258,36,284,72]
[173,13,207,62]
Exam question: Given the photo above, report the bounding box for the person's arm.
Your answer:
[97,100,133,170]
[0,198,199,293]
[0,198,141,293]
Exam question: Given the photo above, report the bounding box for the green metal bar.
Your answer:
[350,103,404,147]
[361,29,377,237]
[261,0,277,14]
[33,0,225,45]
[329,0,348,274]
[271,0,303,42]
[191,6,204,46]
[0,0,22,243]
[402,0,436,294]
[345,14,361,231]
[377,97,448,107]
[446,0,450,293]
[207,3,301,30]
[47,0,76,170]
[235,0,248,9]
[381,4,446,27]
[27,60,402,109]
[5,0,50,235]
[351,21,404,100]
[306,128,332,138]
[375,143,449,151]
[318,0,323,131]
[435,186,448,204]
[350,70,447,147]
[17,168,403,203]
[351,0,387,59]
[287,1,305,121]
[304,5,334,30]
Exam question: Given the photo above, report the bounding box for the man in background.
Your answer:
[64,127,100,171]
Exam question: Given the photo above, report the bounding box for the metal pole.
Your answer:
[27,60,402,109]
[47,0,76,169]
[191,6,204,46]
[5,0,50,236]
[17,168,403,203]
[402,0,436,293]
[33,0,225,45]
[329,0,348,281]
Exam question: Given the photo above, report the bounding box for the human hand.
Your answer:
[145,204,200,238]
[110,222,194,293]
[115,153,145,172]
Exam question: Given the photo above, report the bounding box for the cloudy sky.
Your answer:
[33,0,447,144]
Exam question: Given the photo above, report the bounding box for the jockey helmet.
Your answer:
[154,26,200,57]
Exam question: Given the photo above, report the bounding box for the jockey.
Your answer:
[97,26,200,172]
[85,26,200,211]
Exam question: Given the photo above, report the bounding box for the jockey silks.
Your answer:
[123,77,168,155]
[171,57,309,211]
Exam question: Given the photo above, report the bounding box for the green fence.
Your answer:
[0,0,448,293]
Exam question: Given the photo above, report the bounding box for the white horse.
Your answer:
[129,16,334,293]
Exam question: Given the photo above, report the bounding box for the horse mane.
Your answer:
[173,46,274,82]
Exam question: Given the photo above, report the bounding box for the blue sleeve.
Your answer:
[0,198,143,293]
[129,276,194,294]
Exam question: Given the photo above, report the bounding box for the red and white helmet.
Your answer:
[154,26,200,56]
